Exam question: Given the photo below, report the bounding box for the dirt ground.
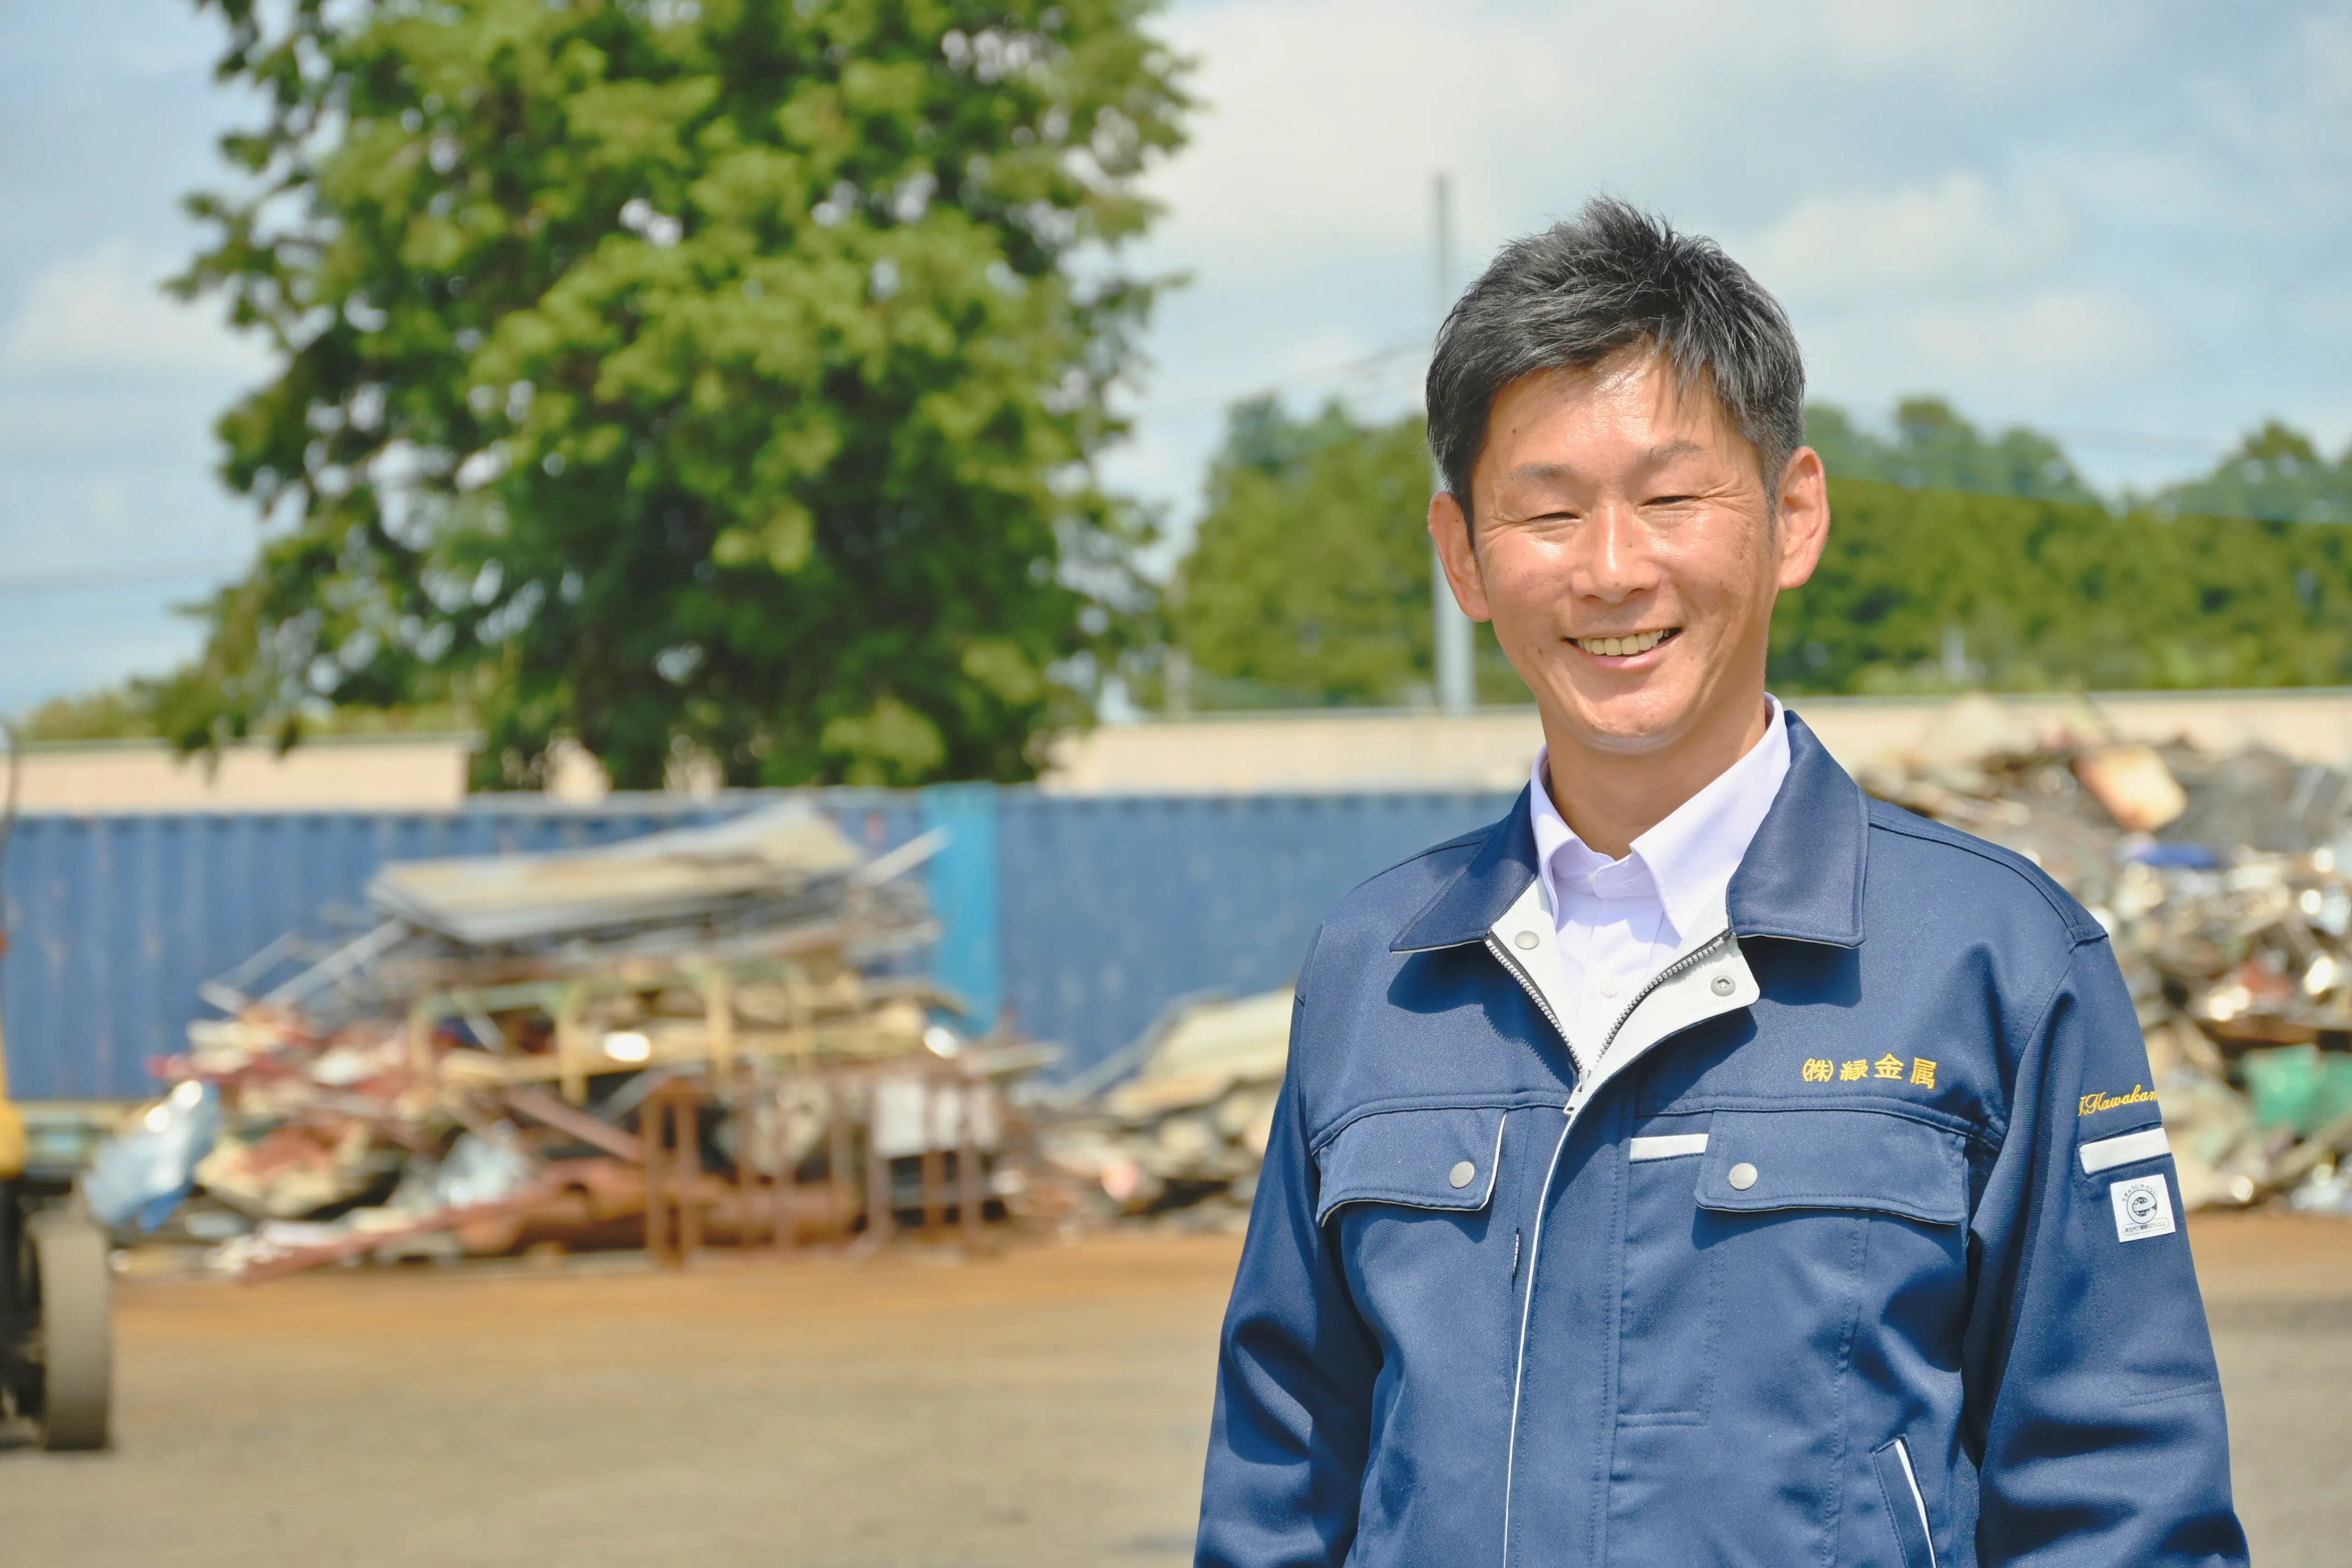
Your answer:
[0,1212,2344,1568]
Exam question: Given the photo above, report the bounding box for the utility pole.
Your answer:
[1430,171,1477,715]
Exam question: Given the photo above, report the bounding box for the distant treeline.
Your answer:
[1772,477,2352,695]
[1166,396,2352,709]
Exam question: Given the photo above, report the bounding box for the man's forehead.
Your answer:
[1490,349,1726,436]
[1479,358,1745,485]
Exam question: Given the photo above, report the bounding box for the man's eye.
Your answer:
[1645,494,1696,507]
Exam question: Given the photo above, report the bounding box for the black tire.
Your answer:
[26,1210,111,1451]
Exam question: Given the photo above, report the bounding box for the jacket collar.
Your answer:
[1389,707,1868,954]
[1725,709,1867,947]
[1390,786,1540,954]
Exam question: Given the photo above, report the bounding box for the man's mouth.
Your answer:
[1570,627,1680,659]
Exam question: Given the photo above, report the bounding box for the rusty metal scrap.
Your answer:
[96,805,1046,1277]
[1857,699,2352,1214]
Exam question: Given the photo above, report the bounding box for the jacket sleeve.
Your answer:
[1964,934,2248,1566]
[1195,991,1382,1568]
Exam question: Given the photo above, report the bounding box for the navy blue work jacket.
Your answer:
[1197,711,2246,1568]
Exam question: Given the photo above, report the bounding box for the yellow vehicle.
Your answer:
[0,725,111,1450]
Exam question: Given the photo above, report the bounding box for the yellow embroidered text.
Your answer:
[2078,1084,2159,1117]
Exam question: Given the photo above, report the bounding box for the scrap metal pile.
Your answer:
[1858,697,2352,1215]
[1039,990,1290,1226]
[86,804,1041,1276]
[1046,698,2352,1222]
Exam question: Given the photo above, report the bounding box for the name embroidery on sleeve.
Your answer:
[2079,1084,2159,1117]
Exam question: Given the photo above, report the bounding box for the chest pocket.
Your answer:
[1695,1108,1968,1225]
[1620,1106,1968,1423]
[1312,1106,1507,1224]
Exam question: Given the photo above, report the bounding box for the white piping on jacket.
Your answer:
[1891,1436,1939,1568]
[1627,1133,1709,1162]
[1487,877,1756,1568]
[2078,1124,2170,1175]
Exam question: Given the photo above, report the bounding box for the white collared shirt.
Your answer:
[1528,697,1790,1054]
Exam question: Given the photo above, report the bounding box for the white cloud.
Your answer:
[1746,173,2077,304]
[1116,0,2339,506]
[0,240,269,381]
[1801,286,2172,401]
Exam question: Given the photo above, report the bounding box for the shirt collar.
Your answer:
[1530,694,1791,939]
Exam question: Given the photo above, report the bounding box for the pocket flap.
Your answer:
[1312,1106,1506,1224]
[1697,1108,1966,1226]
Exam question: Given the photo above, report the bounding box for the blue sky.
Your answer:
[2,0,2348,715]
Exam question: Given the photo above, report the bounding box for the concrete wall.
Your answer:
[25,687,2352,812]
[1042,688,2352,794]
[11,736,475,812]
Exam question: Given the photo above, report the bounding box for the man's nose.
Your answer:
[1573,504,1661,605]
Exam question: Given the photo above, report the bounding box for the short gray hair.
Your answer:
[1426,198,1805,509]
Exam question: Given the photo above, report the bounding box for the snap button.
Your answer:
[1448,1160,1477,1189]
[1513,930,1539,950]
[1727,1162,1758,1191]
[1711,975,1735,996]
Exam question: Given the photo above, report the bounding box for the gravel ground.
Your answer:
[0,1213,2343,1567]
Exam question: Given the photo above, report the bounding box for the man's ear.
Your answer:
[1428,491,1494,622]
[1772,446,1830,591]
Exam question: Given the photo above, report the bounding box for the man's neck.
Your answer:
[1540,691,1774,861]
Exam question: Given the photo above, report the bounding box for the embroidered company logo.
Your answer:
[1803,1057,1936,1090]
[2079,1084,2160,1118]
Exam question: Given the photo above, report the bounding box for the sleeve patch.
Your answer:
[2079,1125,2170,1175]
[2110,1174,2177,1242]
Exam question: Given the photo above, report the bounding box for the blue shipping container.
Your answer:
[0,788,1512,1100]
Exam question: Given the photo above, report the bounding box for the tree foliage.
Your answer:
[1169,397,1516,708]
[1803,397,2099,505]
[1172,394,2352,708]
[2152,421,2352,525]
[1771,478,2352,694]
[165,0,1187,787]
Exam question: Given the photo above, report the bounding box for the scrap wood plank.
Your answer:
[233,1183,556,1284]
[503,1086,645,1162]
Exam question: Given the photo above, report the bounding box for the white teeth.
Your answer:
[1578,629,1669,656]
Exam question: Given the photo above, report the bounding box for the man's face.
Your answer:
[1430,349,1827,759]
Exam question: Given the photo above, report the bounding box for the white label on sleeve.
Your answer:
[2109,1173,2176,1242]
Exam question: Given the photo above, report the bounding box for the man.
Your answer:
[1193,200,2245,1568]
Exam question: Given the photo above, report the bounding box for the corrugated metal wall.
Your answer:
[0,788,1514,1100]
[0,796,927,1101]
[994,792,1514,1074]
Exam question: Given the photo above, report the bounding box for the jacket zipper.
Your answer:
[1589,930,1734,1089]
[1491,922,1735,1568]
[1485,934,1579,1071]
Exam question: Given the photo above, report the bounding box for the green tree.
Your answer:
[2154,421,2352,525]
[164,0,1187,787]
[1170,398,1516,708]
[1804,397,2099,505]
[1770,478,2352,695]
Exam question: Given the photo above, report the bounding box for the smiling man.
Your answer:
[1193,201,2245,1568]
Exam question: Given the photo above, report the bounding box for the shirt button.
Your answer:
[1448,1160,1477,1189]
[1728,1162,1759,1191]
[1514,930,1540,950]
[1597,974,1620,997]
